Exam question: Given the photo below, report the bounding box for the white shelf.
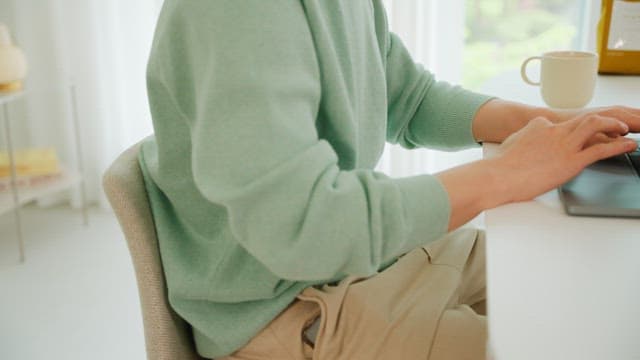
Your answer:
[1,85,88,263]
[0,91,26,106]
[0,167,82,216]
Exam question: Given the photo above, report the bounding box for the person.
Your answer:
[138,1,640,359]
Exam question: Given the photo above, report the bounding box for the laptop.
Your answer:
[559,138,640,218]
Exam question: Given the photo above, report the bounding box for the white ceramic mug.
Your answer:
[521,51,598,109]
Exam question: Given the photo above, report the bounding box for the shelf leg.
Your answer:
[70,85,89,226]
[3,103,26,263]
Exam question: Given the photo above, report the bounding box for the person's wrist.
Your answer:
[480,157,519,208]
[465,158,515,210]
[544,108,581,124]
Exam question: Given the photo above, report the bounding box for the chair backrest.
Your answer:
[103,142,204,360]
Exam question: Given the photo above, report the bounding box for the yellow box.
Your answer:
[597,0,640,74]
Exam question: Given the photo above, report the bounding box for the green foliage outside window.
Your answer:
[463,0,583,89]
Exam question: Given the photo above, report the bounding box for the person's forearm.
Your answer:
[472,99,567,143]
[440,109,636,231]
[435,158,508,231]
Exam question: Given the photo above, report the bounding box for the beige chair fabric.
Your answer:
[103,142,205,360]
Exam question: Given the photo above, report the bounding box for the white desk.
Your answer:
[481,73,640,360]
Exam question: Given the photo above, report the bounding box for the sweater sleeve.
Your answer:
[148,0,451,281]
[385,32,494,150]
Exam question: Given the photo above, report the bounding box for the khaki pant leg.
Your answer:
[457,230,487,314]
[220,228,487,360]
[428,304,488,360]
[424,228,488,359]
[423,228,486,309]
[298,227,487,360]
[216,299,319,360]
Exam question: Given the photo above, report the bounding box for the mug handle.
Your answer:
[521,56,542,86]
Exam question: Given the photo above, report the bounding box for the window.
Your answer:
[463,0,594,90]
[379,0,598,178]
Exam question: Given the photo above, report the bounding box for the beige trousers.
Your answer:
[218,228,487,360]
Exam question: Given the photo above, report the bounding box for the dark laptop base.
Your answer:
[559,148,640,218]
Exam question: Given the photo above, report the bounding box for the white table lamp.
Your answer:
[0,23,28,93]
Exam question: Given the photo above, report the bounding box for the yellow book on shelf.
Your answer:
[0,148,60,178]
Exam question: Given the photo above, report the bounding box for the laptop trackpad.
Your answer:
[560,154,640,216]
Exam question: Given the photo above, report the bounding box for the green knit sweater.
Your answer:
[139,0,492,357]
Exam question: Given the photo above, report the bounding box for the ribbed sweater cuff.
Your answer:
[414,87,495,150]
[395,174,451,253]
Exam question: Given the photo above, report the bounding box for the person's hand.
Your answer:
[472,101,640,145]
[439,103,639,231]
[490,113,638,204]
[554,106,640,133]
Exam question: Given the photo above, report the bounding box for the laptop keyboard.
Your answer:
[629,150,640,177]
